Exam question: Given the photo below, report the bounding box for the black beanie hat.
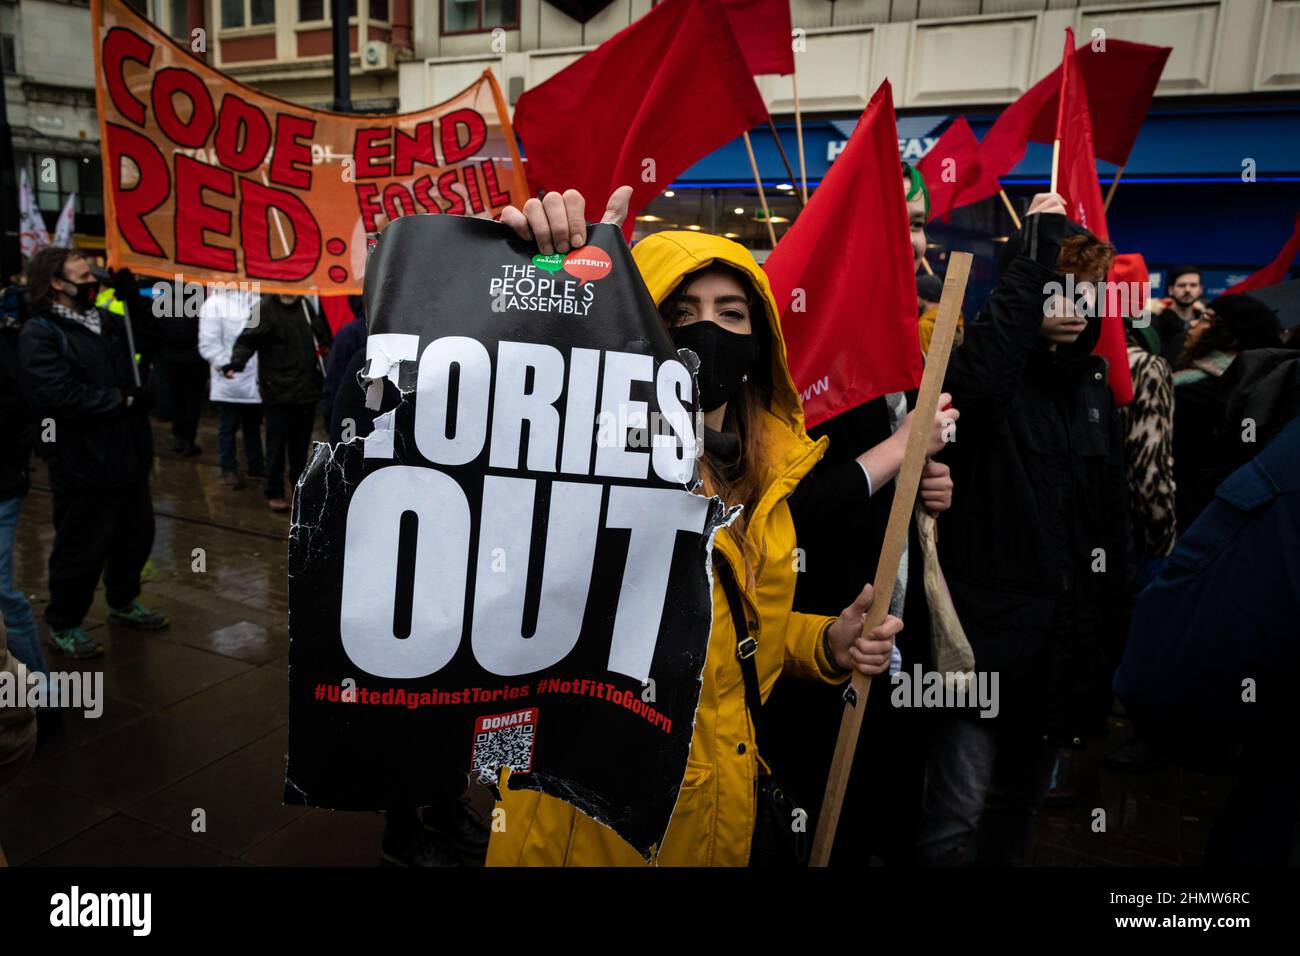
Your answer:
[1208,294,1282,351]
[916,274,944,303]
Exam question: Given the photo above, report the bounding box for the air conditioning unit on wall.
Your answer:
[361,40,393,72]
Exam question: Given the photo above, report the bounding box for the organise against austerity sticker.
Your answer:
[531,252,565,273]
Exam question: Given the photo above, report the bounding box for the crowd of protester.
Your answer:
[1,162,1297,867]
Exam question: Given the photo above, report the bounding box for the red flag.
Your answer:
[1226,211,1300,292]
[973,76,1055,193]
[916,117,987,221]
[978,39,1170,183]
[1036,40,1168,166]
[720,0,795,76]
[1054,30,1132,405]
[1054,29,1109,241]
[512,0,768,236]
[766,81,922,428]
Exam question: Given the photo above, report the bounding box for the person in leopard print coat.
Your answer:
[1124,341,1177,577]
[1109,255,1177,584]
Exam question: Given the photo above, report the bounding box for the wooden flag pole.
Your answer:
[920,255,935,276]
[792,71,809,204]
[1050,139,1061,196]
[998,189,1022,231]
[743,130,778,248]
[1103,165,1125,212]
[808,251,973,868]
[766,118,806,210]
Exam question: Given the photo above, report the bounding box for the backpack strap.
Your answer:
[713,558,769,762]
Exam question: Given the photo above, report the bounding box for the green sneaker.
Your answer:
[107,600,170,631]
[50,627,104,659]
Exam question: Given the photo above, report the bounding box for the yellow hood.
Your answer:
[487,233,842,868]
[631,231,814,451]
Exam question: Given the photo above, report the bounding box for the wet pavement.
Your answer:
[0,413,1232,866]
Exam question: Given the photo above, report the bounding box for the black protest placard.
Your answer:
[285,215,727,858]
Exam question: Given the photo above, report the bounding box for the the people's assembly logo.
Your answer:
[489,245,613,316]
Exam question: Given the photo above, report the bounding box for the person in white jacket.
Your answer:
[197,289,264,489]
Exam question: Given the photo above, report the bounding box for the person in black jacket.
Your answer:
[916,194,1135,865]
[0,299,46,679]
[224,294,332,512]
[319,294,368,431]
[17,248,168,660]
[1171,293,1283,533]
[764,161,959,866]
[151,294,208,457]
[1153,265,1204,364]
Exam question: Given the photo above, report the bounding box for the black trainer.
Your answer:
[424,794,490,866]
[380,811,460,867]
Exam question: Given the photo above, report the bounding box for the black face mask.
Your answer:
[62,278,100,310]
[671,321,759,413]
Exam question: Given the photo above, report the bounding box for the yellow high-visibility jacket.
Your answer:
[487,231,846,867]
[95,287,126,316]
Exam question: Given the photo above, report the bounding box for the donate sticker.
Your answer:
[532,252,565,273]
[564,246,613,284]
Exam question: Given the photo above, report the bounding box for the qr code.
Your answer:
[470,708,537,780]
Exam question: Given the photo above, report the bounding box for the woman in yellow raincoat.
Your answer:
[487,188,903,866]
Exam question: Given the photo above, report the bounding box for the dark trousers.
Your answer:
[763,672,931,867]
[264,403,315,499]
[45,479,155,631]
[149,359,172,420]
[167,361,209,444]
[216,402,265,476]
[917,717,1057,866]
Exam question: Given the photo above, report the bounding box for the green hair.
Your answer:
[902,161,930,218]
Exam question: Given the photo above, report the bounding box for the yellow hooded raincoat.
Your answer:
[486,231,848,867]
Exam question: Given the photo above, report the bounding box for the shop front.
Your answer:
[633,102,1300,305]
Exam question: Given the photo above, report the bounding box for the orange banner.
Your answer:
[91,0,528,294]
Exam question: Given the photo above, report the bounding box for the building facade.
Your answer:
[4,0,107,256]
[5,0,1297,286]
[3,0,416,252]
[398,0,1300,291]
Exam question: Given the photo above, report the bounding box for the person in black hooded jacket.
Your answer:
[916,194,1135,866]
[17,248,169,661]
[224,294,332,511]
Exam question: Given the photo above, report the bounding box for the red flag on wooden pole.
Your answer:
[1053,28,1109,241]
[978,39,1170,186]
[1052,29,1133,404]
[1036,39,1170,167]
[765,81,923,428]
[512,0,768,236]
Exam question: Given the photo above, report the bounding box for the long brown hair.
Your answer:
[27,247,83,314]
[660,263,771,582]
